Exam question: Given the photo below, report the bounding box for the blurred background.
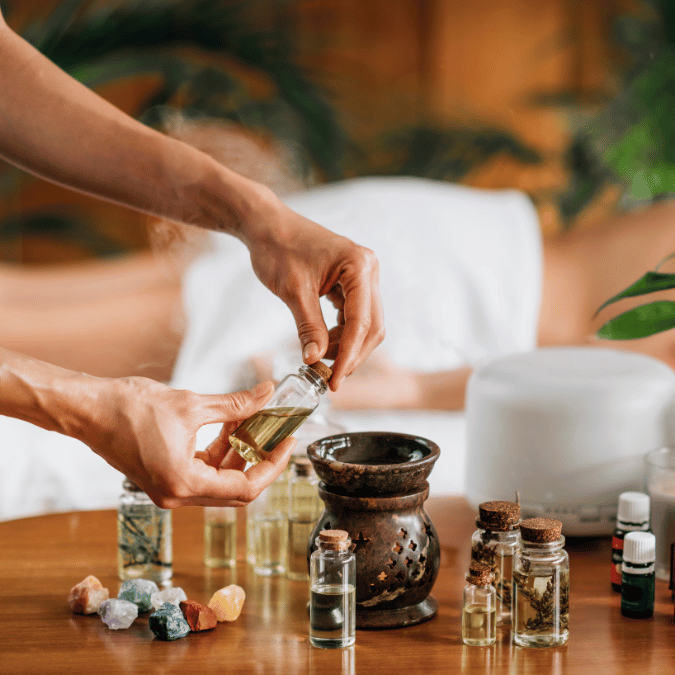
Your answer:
[0,0,673,264]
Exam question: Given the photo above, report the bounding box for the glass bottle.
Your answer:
[470,500,520,625]
[513,518,569,648]
[204,506,237,568]
[462,562,496,646]
[117,478,172,583]
[611,492,650,592]
[309,530,356,649]
[247,470,289,576]
[286,456,323,581]
[230,361,332,465]
[620,531,656,619]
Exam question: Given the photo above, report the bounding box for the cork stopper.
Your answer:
[318,529,350,550]
[309,361,333,383]
[466,562,494,586]
[519,518,563,543]
[477,501,521,531]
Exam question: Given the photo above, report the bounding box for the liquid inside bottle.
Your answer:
[253,513,287,576]
[287,516,317,580]
[513,569,569,647]
[230,407,313,464]
[117,505,172,583]
[310,583,356,648]
[462,604,497,646]
[204,520,237,568]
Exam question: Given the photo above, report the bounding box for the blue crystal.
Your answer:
[149,602,191,641]
[117,579,160,612]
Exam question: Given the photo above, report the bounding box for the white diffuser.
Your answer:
[465,347,675,536]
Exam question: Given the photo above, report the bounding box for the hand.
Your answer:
[240,192,385,390]
[79,377,296,508]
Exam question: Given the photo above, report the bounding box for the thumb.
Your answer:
[199,380,274,425]
[287,290,330,364]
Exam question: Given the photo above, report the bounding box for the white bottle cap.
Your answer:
[617,492,650,525]
[623,531,656,564]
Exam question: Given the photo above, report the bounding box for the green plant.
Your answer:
[596,255,675,338]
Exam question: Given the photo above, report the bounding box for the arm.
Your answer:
[0,11,384,386]
[0,347,295,507]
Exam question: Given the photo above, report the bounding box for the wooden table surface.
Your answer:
[0,497,673,674]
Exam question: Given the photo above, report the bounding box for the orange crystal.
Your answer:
[68,575,110,614]
[207,584,246,622]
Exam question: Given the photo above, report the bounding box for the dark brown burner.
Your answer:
[307,432,441,629]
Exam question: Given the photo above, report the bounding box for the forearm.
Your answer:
[0,347,103,441]
[0,19,271,236]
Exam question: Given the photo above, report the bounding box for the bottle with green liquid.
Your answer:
[230,361,332,465]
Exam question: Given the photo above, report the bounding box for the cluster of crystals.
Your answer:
[68,576,245,640]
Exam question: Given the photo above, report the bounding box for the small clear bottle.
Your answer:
[470,500,520,625]
[611,492,650,592]
[513,518,569,648]
[117,478,172,583]
[286,457,323,581]
[230,361,332,465]
[247,471,289,576]
[462,562,497,646]
[309,530,356,649]
[204,506,237,568]
[621,531,656,619]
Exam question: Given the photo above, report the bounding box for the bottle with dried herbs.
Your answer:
[230,361,332,465]
[470,500,520,625]
[117,478,172,583]
[462,562,497,646]
[513,518,569,648]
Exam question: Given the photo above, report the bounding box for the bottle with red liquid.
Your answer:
[611,492,650,592]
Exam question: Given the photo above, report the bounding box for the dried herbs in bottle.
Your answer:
[470,500,520,625]
[513,518,569,648]
[117,478,172,583]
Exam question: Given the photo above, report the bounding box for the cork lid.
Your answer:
[477,501,521,531]
[519,518,563,543]
[318,529,350,550]
[466,562,494,586]
[309,361,333,383]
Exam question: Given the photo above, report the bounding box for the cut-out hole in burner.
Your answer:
[408,540,418,551]
[396,572,406,582]
[387,557,396,569]
[392,542,404,554]
[378,571,387,581]
[398,528,408,538]
[419,554,427,564]
[405,557,413,568]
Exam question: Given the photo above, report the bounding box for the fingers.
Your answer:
[284,283,331,365]
[184,436,297,506]
[199,380,274,425]
[329,251,385,390]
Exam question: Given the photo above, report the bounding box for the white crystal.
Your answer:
[150,587,187,611]
[98,599,139,629]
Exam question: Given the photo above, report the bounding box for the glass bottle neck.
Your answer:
[299,365,328,395]
[519,536,566,554]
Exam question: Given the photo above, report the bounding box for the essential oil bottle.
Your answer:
[513,518,569,648]
[620,531,656,619]
[204,506,237,568]
[470,500,520,625]
[230,362,332,465]
[309,530,356,649]
[117,478,172,583]
[462,562,497,646]
[286,457,323,581]
[611,492,650,592]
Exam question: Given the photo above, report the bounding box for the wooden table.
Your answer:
[0,497,673,674]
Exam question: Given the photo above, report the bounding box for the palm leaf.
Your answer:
[597,300,675,339]
[595,271,675,316]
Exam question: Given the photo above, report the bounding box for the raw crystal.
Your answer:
[179,600,218,632]
[150,587,187,611]
[98,599,139,629]
[117,578,159,612]
[68,575,109,614]
[148,602,191,641]
[207,584,246,622]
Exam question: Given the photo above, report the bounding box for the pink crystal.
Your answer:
[207,585,246,622]
[179,600,217,631]
[68,575,110,614]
